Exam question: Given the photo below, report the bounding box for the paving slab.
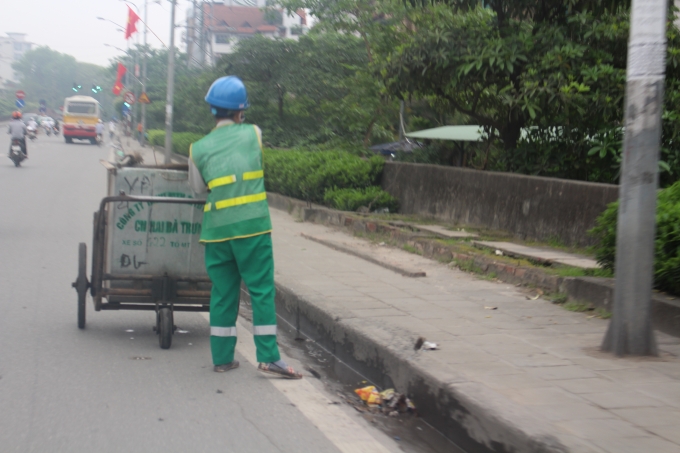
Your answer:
[473,240,600,269]
[267,207,680,452]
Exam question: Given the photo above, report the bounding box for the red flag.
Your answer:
[124,6,140,40]
[112,63,127,95]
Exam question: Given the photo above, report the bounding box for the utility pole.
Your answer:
[141,0,148,147]
[164,0,177,164]
[199,1,205,66]
[601,0,668,356]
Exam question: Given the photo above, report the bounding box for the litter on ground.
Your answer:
[354,385,416,415]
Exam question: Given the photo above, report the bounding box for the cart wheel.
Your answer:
[158,308,173,349]
[75,242,88,329]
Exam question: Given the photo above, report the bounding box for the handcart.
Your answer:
[72,161,211,349]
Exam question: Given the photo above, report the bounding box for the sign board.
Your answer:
[138,92,150,104]
[15,99,25,109]
[124,92,136,105]
[15,90,25,99]
[106,168,208,277]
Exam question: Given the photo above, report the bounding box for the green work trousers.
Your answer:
[205,233,280,365]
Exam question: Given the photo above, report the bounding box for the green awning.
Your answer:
[405,125,485,142]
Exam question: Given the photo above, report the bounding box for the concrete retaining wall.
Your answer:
[381,162,619,247]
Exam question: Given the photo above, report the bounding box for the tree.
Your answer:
[379,0,680,184]
[12,46,108,114]
[218,32,397,147]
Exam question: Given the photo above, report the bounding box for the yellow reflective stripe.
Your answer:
[207,174,237,189]
[204,202,212,212]
[205,192,267,212]
[243,170,264,180]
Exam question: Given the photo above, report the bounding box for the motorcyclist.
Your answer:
[27,118,38,138]
[95,119,104,143]
[8,111,27,157]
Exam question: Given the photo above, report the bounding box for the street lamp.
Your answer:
[119,0,140,12]
[104,43,127,53]
[97,17,126,29]
[164,0,177,163]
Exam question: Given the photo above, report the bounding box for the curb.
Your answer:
[267,278,597,453]
[266,192,680,338]
[300,233,426,278]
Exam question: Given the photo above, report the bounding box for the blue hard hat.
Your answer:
[205,76,250,110]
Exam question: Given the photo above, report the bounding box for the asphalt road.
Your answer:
[0,131,402,453]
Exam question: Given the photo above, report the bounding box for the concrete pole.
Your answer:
[141,0,148,147]
[601,0,668,356]
[164,0,177,164]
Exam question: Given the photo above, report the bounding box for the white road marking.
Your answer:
[200,313,394,453]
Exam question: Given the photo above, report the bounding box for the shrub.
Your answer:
[147,129,165,146]
[145,130,204,156]
[589,180,680,295]
[323,186,400,212]
[172,132,204,156]
[263,149,385,203]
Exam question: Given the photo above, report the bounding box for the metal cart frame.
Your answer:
[73,189,212,349]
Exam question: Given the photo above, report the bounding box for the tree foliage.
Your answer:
[9,46,109,116]
[381,0,680,183]
[219,33,398,147]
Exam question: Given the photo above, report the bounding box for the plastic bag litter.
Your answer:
[355,386,382,406]
[422,341,439,350]
[354,386,416,414]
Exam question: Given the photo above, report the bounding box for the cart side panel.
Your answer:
[106,168,208,277]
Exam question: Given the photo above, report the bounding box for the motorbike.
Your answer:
[27,127,37,141]
[96,134,103,147]
[45,126,52,137]
[9,139,26,167]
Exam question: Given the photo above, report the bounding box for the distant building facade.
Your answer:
[185,1,308,67]
[0,33,32,88]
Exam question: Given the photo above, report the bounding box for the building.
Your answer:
[185,1,308,67]
[0,33,33,88]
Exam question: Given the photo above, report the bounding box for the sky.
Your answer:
[0,0,192,67]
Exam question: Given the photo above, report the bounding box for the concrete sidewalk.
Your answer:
[268,207,680,453]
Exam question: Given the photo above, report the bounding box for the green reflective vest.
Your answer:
[190,123,271,243]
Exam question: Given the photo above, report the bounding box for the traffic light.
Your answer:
[73,83,78,92]
[92,84,97,93]
[96,85,102,92]
[123,101,131,108]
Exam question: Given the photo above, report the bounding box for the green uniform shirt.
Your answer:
[190,123,272,243]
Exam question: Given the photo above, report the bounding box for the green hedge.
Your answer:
[263,149,385,204]
[324,186,399,212]
[146,129,204,156]
[590,180,680,295]
[147,129,165,147]
[172,132,204,156]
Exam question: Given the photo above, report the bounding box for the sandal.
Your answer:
[258,362,303,379]
[214,360,240,372]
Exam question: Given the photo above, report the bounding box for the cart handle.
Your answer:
[98,193,206,213]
